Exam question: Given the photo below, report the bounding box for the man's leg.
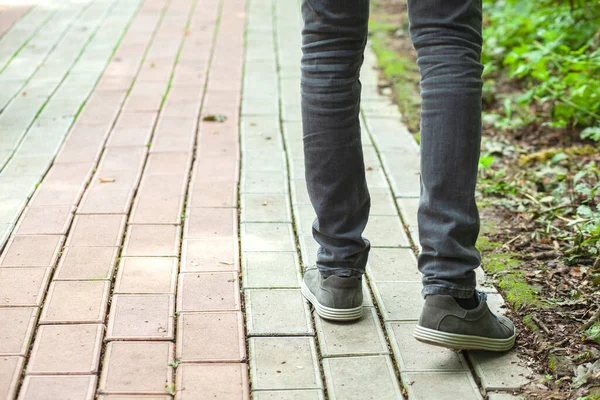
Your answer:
[300,0,370,321]
[408,0,516,351]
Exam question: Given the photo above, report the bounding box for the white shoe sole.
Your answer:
[301,280,363,321]
[413,325,516,352]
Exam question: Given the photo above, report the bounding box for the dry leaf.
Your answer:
[219,261,234,265]
[99,177,115,183]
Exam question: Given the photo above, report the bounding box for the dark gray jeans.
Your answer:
[301,0,483,298]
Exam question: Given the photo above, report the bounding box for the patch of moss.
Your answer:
[498,270,540,308]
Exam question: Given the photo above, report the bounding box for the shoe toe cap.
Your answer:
[497,315,516,337]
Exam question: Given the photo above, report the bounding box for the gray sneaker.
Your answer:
[301,268,363,321]
[414,291,516,352]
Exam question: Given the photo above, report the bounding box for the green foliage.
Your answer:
[584,321,600,345]
[482,0,600,131]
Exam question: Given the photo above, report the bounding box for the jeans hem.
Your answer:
[421,284,474,299]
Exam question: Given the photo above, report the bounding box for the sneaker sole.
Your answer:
[301,280,362,321]
[413,325,516,352]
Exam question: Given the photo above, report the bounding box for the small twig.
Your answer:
[581,308,600,331]
[532,314,551,335]
[503,233,525,249]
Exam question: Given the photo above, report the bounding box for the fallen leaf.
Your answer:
[203,114,227,122]
[261,202,268,206]
[99,177,115,183]
[220,261,234,265]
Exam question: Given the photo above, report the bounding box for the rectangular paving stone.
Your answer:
[19,375,97,400]
[54,247,119,281]
[372,281,424,321]
[402,372,483,400]
[245,289,313,336]
[299,235,318,267]
[382,159,421,198]
[475,267,498,293]
[249,337,322,390]
[122,225,181,257]
[363,215,410,247]
[291,179,311,205]
[14,206,74,235]
[99,342,174,395]
[293,204,316,234]
[152,117,197,153]
[188,181,237,208]
[27,324,104,375]
[177,272,241,312]
[468,350,531,391]
[367,248,421,282]
[181,238,239,272]
[253,390,325,400]
[387,321,468,372]
[2,154,53,178]
[0,307,37,356]
[106,294,174,341]
[241,171,289,194]
[322,356,402,400]
[0,267,51,306]
[184,208,237,239]
[242,252,300,289]
[0,235,64,267]
[177,312,245,362]
[40,281,111,324]
[242,151,286,172]
[0,197,27,225]
[114,258,177,294]
[241,194,292,223]
[241,223,295,252]
[28,162,94,206]
[364,164,389,188]
[192,156,239,183]
[97,146,147,173]
[369,190,398,216]
[66,215,127,247]
[397,197,419,227]
[106,111,157,147]
[78,183,136,215]
[315,307,388,357]
[145,152,192,177]
[0,356,23,400]
[175,364,249,400]
[130,175,187,225]
[0,176,38,201]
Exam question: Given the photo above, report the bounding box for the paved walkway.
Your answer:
[0,0,531,399]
